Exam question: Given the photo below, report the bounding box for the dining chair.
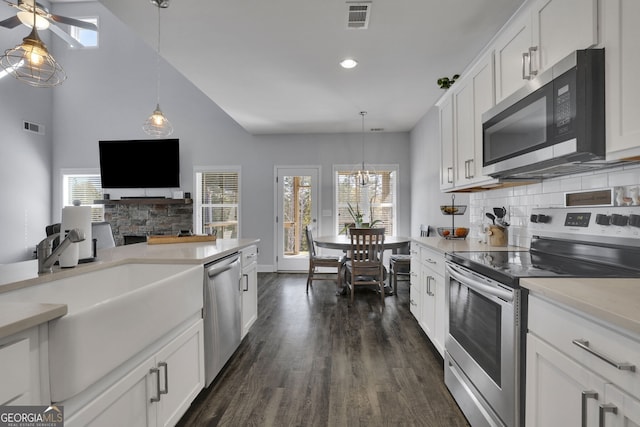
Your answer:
[305,225,345,294]
[92,221,116,250]
[345,227,386,304]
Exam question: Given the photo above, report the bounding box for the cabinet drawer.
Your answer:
[0,339,30,405]
[241,245,258,268]
[420,246,445,275]
[529,295,640,397]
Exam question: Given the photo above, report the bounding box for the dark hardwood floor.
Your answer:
[177,273,469,427]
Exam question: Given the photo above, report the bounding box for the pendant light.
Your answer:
[356,111,370,186]
[143,0,173,137]
[0,1,66,87]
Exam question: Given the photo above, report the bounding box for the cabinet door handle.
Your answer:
[158,362,168,396]
[572,339,636,371]
[598,403,617,427]
[150,367,161,403]
[467,159,474,178]
[242,273,249,291]
[582,390,598,427]
[522,52,530,80]
[447,167,453,184]
[528,46,538,77]
[425,258,437,264]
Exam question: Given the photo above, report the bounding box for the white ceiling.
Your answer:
[68,0,524,134]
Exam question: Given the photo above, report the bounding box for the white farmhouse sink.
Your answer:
[0,263,203,402]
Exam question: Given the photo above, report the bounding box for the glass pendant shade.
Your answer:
[143,103,174,137]
[143,1,173,137]
[0,27,66,87]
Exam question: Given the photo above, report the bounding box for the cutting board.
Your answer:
[147,235,217,245]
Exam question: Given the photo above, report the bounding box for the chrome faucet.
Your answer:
[37,229,85,274]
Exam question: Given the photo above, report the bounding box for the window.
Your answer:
[195,169,240,238]
[62,173,104,221]
[335,165,397,235]
[69,17,99,48]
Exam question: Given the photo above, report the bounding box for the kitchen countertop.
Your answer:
[0,238,259,339]
[521,277,640,337]
[412,236,524,253]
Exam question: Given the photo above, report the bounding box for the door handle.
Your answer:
[582,390,598,427]
[447,167,453,183]
[522,52,530,80]
[598,403,617,427]
[528,46,538,77]
[158,362,168,396]
[242,273,249,291]
[150,367,161,402]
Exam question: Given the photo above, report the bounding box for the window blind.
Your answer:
[63,174,104,222]
[336,168,396,235]
[197,171,240,238]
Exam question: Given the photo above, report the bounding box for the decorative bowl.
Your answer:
[437,227,469,239]
[440,205,467,215]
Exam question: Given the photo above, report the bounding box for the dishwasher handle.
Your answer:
[207,264,234,278]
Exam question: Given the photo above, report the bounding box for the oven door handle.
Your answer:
[446,263,514,302]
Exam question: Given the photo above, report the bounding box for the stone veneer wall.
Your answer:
[104,202,193,246]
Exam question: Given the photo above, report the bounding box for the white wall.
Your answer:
[0,11,55,262]
[31,1,410,269]
[409,107,469,237]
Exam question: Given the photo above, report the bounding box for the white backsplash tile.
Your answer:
[469,165,640,248]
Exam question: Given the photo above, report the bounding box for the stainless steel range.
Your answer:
[444,205,640,427]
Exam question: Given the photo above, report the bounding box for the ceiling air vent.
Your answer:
[347,1,371,29]
[23,120,45,135]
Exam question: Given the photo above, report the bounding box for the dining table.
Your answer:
[313,234,411,295]
[313,235,411,253]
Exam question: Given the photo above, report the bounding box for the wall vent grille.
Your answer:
[347,2,371,29]
[23,120,45,135]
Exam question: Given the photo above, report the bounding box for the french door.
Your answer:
[275,167,319,271]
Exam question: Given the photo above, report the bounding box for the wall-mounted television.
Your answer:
[99,139,180,188]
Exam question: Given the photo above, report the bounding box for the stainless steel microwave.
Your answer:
[482,49,606,180]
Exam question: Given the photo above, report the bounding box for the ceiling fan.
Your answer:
[0,0,97,48]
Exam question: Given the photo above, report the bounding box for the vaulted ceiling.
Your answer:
[79,0,524,134]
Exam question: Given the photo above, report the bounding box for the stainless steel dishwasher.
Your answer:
[203,253,242,387]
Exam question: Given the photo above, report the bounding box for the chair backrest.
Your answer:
[92,221,116,250]
[304,225,317,257]
[420,224,431,237]
[349,228,385,264]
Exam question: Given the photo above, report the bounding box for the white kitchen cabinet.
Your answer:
[453,52,495,188]
[410,242,445,356]
[439,95,455,191]
[526,333,605,427]
[602,0,640,159]
[526,295,640,426]
[494,0,598,103]
[0,325,48,406]
[66,319,204,427]
[409,242,422,320]
[241,245,258,338]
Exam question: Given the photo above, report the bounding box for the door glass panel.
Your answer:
[282,175,312,257]
[449,280,502,386]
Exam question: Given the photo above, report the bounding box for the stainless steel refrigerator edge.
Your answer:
[203,253,242,387]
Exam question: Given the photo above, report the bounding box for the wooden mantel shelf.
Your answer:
[94,198,193,205]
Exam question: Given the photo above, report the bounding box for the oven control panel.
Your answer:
[530,206,640,243]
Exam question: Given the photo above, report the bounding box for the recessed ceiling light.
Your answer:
[340,58,358,69]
